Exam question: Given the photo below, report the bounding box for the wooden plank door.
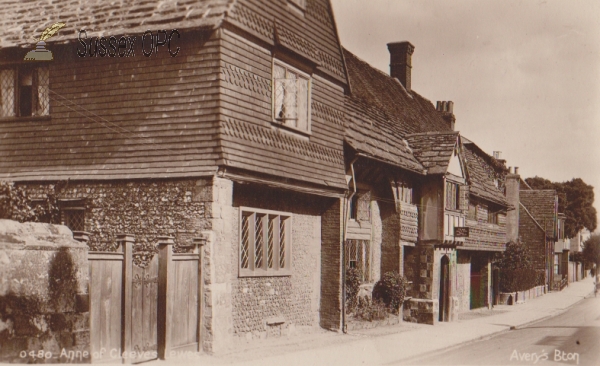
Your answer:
[130,255,159,363]
[89,252,123,363]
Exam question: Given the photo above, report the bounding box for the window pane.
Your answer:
[254,214,264,269]
[64,210,85,232]
[241,214,250,269]
[279,217,286,269]
[283,73,297,127]
[296,77,308,131]
[274,65,286,120]
[36,66,49,116]
[267,215,275,269]
[0,69,15,117]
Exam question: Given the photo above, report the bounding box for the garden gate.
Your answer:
[86,234,205,364]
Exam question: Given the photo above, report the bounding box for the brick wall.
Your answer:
[519,206,547,274]
[320,198,343,330]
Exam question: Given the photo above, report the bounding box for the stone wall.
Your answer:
[19,179,210,253]
[0,220,90,363]
[229,183,325,342]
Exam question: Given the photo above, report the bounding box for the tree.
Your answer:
[582,234,600,267]
[525,176,597,238]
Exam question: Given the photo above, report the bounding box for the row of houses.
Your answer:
[0,0,583,357]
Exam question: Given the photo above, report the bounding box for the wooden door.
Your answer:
[439,255,450,322]
[130,255,159,363]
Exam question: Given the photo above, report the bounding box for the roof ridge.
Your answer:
[406,131,459,137]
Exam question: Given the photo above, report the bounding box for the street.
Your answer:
[402,294,600,366]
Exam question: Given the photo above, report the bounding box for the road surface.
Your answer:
[401,294,600,365]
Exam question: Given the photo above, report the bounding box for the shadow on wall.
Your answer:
[0,247,88,363]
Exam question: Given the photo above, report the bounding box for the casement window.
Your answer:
[239,208,291,276]
[487,210,498,225]
[61,208,85,232]
[0,65,49,118]
[345,239,371,283]
[445,182,459,210]
[554,255,559,275]
[273,60,311,133]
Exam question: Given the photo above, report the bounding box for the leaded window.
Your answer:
[0,65,49,118]
[240,208,291,276]
[273,61,310,133]
[62,208,85,232]
[345,239,371,283]
[445,181,459,210]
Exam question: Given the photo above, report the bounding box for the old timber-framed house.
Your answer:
[0,0,349,358]
[342,43,510,325]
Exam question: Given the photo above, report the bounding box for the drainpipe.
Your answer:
[342,157,359,334]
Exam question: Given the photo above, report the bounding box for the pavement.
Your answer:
[152,276,594,366]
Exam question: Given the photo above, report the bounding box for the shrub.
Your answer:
[372,271,408,314]
[354,296,387,321]
[345,267,361,313]
[0,181,59,223]
[496,241,539,292]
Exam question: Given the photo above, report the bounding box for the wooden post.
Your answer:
[193,235,208,353]
[157,236,175,360]
[117,234,134,364]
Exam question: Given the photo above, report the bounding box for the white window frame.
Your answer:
[272,59,312,135]
[239,207,292,277]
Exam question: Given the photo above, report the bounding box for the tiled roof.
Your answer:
[342,49,452,137]
[0,0,234,49]
[345,98,425,174]
[462,144,509,207]
[520,190,557,235]
[405,131,459,174]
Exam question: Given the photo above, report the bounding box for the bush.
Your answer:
[345,267,361,313]
[499,268,538,292]
[354,296,387,321]
[0,181,59,223]
[372,271,408,314]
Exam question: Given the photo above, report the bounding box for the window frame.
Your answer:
[0,64,50,119]
[239,207,292,277]
[271,59,312,135]
[445,181,460,211]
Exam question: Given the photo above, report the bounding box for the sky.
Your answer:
[331,0,600,232]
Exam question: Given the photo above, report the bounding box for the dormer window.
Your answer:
[273,60,311,133]
[0,65,49,118]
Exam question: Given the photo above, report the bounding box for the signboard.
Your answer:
[454,227,469,238]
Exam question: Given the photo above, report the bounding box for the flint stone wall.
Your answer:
[0,220,90,363]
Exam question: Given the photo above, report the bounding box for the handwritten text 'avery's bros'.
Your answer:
[77,29,180,58]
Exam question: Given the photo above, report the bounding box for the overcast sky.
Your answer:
[331,0,600,232]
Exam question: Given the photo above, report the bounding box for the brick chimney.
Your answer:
[436,101,455,130]
[505,166,520,242]
[387,41,414,92]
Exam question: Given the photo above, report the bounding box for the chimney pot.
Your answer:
[514,167,519,174]
[387,41,415,92]
[447,101,454,113]
[493,151,502,159]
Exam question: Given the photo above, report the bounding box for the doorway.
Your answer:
[439,255,450,322]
